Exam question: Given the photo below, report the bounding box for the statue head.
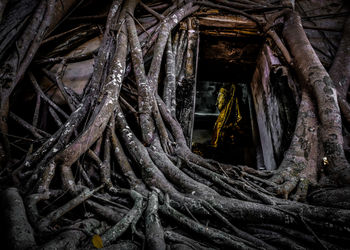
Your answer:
[217,87,228,111]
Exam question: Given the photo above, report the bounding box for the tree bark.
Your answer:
[283,10,350,185]
[1,1,350,249]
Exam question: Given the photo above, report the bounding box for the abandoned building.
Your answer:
[0,0,350,249]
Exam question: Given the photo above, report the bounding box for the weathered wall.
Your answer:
[250,44,297,170]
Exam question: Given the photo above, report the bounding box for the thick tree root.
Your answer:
[283,10,350,185]
[145,190,166,250]
[38,219,100,250]
[1,1,350,249]
[269,91,318,201]
[99,190,144,247]
[37,185,103,232]
[0,188,36,250]
[164,231,217,250]
[160,195,256,249]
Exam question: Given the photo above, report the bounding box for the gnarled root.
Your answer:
[0,187,36,250]
[283,10,350,185]
[145,189,166,250]
[98,190,144,247]
[269,91,318,201]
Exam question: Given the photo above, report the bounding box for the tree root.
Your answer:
[38,185,103,232]
[283,10,350,185]
[38,219,100,250]
[160,194,255,249]
[145,189,166,250]
[164,231,217,250]
[269,91,318,201]
[1,1,350,249]
[0,187,36,250]
[99,190,144,247]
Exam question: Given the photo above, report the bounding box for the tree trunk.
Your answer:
[0,1,350,249]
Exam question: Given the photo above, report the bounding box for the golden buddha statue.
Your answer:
[211,84,242,147]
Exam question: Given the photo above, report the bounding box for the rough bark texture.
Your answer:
[0,188,36,250]
[0,0,350,249]
[283,10,350,185]
[329,16,350,126]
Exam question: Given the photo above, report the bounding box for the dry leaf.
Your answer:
[92,234,103,249]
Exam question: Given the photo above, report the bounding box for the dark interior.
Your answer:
[192,34,262,168]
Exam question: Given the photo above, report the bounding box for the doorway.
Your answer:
[192,34,262,168]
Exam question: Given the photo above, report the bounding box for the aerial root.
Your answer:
[97,190,144,247]
[200,200,275,249]
[164,230,216,250]
[37,219,100,250]
[1,187,36,250]
[159,194,256,249]
[145,189,166,250]
[37,185,103,232]
[1,1,350,249]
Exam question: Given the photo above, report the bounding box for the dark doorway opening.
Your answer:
[192,34,262,168]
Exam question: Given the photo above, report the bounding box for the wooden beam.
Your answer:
[198,15,260,29]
